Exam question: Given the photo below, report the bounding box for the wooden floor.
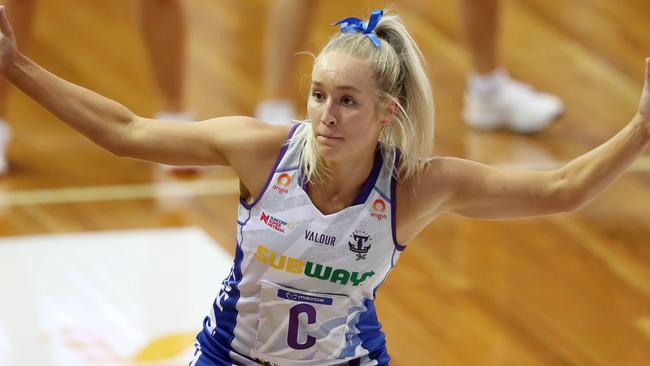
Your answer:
[1,0,650,365]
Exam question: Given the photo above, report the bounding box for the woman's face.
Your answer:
[308,52,385,162]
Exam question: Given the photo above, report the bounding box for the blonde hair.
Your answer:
[294,10,435,183]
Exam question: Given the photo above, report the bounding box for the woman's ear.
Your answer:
[380,98,399,126]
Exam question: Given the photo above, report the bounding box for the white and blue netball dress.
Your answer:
[191,123,405,366]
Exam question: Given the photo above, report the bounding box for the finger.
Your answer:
[0,6,14,39]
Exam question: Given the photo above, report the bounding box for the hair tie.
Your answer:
[333,9,384,48]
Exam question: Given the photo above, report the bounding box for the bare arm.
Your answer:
[556,114,648,211]
[4,51,148,156]
[415,58,650,221]
[0,6,285,169]
[5,50,286,167]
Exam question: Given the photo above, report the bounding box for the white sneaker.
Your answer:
[0,120,11,176]
[463,69,564,133]
[154,111,201,174]
[254,100,296,125]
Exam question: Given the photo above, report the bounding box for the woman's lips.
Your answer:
[317,134,342,143]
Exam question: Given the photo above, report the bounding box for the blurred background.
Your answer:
[0,0,649,365]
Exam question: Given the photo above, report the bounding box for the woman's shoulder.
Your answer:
[254,119,297,145]
[398,155,471,184]
[225,119,299,200]
[395,155,488,215]
[393,156,458,243]
[395,156,456,208]
[222,117,297,154]
[395,155,447,186]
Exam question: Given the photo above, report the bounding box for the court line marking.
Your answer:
[0,179,240,206]
[1,156,649,207]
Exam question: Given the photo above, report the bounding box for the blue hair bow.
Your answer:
[333,9,384,48]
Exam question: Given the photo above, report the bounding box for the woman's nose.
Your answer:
[320,100,337,125]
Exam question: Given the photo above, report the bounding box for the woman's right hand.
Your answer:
[0,6,19,76]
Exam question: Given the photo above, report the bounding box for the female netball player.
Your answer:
[1,6,648,366]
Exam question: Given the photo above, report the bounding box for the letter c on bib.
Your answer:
[287,303,317,350]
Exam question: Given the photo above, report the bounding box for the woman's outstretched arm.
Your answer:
[0,6,284,168]
[412,58,650,221]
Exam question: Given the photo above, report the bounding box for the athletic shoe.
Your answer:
[463,69,564,133]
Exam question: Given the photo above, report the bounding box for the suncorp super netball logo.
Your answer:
[370,198,387,221]
[260,211,295,235]
[272,173,291,195]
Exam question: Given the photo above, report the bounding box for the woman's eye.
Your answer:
[312,91,325,102]
[340,96,355,105]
